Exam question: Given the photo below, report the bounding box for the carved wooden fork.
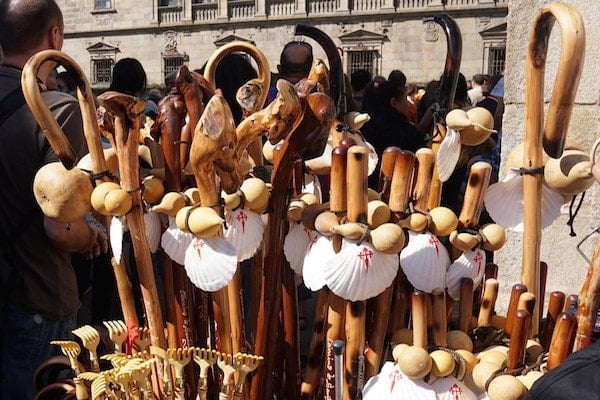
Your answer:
[103,320,128,353]
[51,340,83,375]
[72,325,101,372]
[217,353,237,400]
[167,347,193,399]
[192,347,219,400]
[232,353,263,399]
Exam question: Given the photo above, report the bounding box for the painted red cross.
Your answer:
[193,238,205,257]
[358,247,374,270]
[429,234,440,256]
[305,227,318,250]
[388,369,403,392]
[449,382,463,399]
[473,250,483,275]
[236,210,248,232]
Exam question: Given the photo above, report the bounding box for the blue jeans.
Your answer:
[0,302,77,400]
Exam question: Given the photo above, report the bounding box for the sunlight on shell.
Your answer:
[161,216,193,265]
[437,128,461,182]
[446,249,486,301]
[284,222,318,275]
[302,172,323,201]
[428,376,478,400]
[366,141,379,177]
[363,362,437,399]
[400,231,450,293]
[110,216,126,263]
[184,236,237,292]
[484,171,563,232]
[302,234,335,291]
[224,208,264,262]
[323,239,399,301]
[144,210,161,253]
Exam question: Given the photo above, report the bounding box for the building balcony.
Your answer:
[158,0,506,25]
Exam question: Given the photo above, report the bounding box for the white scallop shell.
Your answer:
[366,140,379,177]
[399,231,450,293]
[184,236,237,292]
[302,172,323,202]
[323,239,399,301]
[302,234,335,291]
[363,361,437,399]
[437,128,461,182]
[161,216,193,265]
[109,216,126,263]
[284,222,318,275]
[446,249,487,301]
[144,210,161,253]
[428,376,478,400]
[224,208,264,262]
[484,170,563,232]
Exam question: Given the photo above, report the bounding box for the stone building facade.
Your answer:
[57,0,508,89]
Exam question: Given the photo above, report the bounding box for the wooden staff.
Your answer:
[343,145,369,399]
[425,12,462,210]
[574,238,600,351]
[250,93,335,400]
[522,3,585,337]
[431,288,448,347]
[412,290,428,349]
[413,148,436,211]
[477,278,499,327]
[504,284,527,338]
[98,91,167,350]
[366,150,415,380]
[458,278,474,334]
[506,310,531,371]
[541,291,566,350]
[378,146,402,202]
[547,312,577,370]
[22,50,139,328]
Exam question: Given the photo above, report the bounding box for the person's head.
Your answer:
[0,0,64,70]
[277,41,313,81]
[164,71,177,92]
[388,69,407,88]
[56,70,77,96]
[350,69,372,93]
[110,58,147,97]
[147,88,162,103]
[362,77,408,117]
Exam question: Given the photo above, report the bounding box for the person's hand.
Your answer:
[81,224,109,260]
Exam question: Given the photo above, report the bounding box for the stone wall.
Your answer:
[496,0,600,315]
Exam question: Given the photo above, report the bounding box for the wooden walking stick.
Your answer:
[574,239,600,351]
[22,50,139,329]
[97,91,167,350]
[424,12,462,210]
[522,3,585,337]
[547,312,577,370]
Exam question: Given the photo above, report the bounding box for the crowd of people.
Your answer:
[0,0,506,397]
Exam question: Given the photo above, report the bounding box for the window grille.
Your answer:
[347,51,376,77]
[94,0,112,10]
[164,56,185,78]
[92,58,113,85]
[488,47,505,76]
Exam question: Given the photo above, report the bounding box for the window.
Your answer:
[347,50,377,77]
[91,58,113,86]
[488,47,505,76]
[161,0,182,6]
[163,55,186,79]
[94,0,112,10]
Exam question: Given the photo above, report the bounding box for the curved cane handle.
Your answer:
[204,41,271,111]
[527,3,585,159]
[295,24,346,118]
[22,50,105,172]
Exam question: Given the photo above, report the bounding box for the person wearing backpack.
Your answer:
[0,1,108,398]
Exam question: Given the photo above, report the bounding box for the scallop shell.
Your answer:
[366,140,379,177]
[399,231,450,293]
[428,375,478,400]
[144,210,161,253]
[110,216,126,263]
[224,208,265,262]
[323,239,399,301]
[363,362,437,400]
[184,236,237,292]
[284,222,318,275]
[302,172,323,201]
[161,216,193,265]
[302,234,335,291]
[484,171,563,232]
[437,128,461,182]
[446,248,486,301]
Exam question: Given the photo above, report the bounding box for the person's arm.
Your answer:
[44,215,108,259]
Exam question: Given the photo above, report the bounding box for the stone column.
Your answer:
[255,0,267,17]
[218,0,229,19]
[151,0,159,25]
[295,0,307,16]
[183,0,193,22]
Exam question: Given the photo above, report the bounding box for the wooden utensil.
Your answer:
[72,325,101,372]
[522,3,585,337]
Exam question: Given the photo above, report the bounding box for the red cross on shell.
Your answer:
[357,246,374,270]
[193,238,205,257]
[388,369,403,392]
[429,234,440,256]
[473,250,483,275]
[449,382,463,399]
[236,210,248,232]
